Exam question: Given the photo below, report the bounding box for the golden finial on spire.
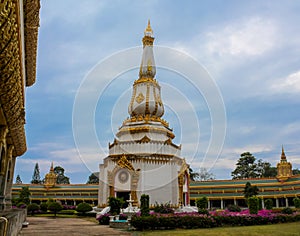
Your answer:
[281,145,286,160]
[144,19,153,36]
[50,162,54,171]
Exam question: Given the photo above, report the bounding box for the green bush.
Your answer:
[198,209,209,215]
[40,202,48,212]
[140,194,150,216]
[293,197,300,208]
[76,202,92,215]
[27,203,40,215]
[248,197,259,214]
[97,213,110,225]
[153,202,174,214]
[264,199,273,210]
[258,198,263,210]
[17,202,27,208]
[58,209,76,215]
[281,207,293,214]
[108,197,123,215]
[48,202,63,217]
[196,197,208,210]
[227,204,241,212]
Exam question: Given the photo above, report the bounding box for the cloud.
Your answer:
[271,70,300,93]
[205,17,277,57]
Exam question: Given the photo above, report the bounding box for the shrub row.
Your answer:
[130,212,300,231]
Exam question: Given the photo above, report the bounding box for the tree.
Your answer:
[189,167,199,181]
[257,159,277,177]
[27,203,40,216]
[76,202,92,215]
[189,167,215,181]
[86,172,99,184]
[15,174,22,184]
[198,168,215,181]
[31,163,42,184]
[48,202,63,217]
[140,194,150,216]
[264,199,273,210]
[232,152,258,179]
[243,182,259,199]
[19,186,31,204]
[293,168,300,175]
[248,197,259,214]
[108,197,123,215]
[232,152,276,179]
[54,166,70,184]
[196,196,209,215]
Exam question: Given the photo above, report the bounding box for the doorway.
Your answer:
[116,191,130,208]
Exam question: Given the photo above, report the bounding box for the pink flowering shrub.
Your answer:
[130,209,300,231]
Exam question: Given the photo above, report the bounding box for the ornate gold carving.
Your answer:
[44,163,57,189]
[134,77,160,87]
[117,154,135,171]
[118,125,175,139]
[129,85,137,116]
[0,126,8,145]
[123,115,169,127]
[142,35,154,46]
[144,19,153,36]
[145,83,150,114]
[137,135,151,143]
[24,0,41,87]
[135,93,144,104]
[276,147,293,182]
[0,0,40,157]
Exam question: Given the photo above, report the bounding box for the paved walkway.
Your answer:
[19,217,133,236]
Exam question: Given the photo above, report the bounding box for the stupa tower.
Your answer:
[99,21,189,207]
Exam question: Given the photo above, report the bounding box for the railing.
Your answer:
[0,216,8,236]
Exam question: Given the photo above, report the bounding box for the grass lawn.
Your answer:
[132,222,300,236]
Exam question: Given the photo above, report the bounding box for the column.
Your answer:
[0,126,8,210]
[208,200,211,209]
[4,146,15,209]
[262,199,265,209]
[276,198,279,208]
[234,199,237,206]
[221,199,224,209]
[285,198,289,207]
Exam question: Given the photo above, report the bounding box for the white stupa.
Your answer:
[98,21,190,207]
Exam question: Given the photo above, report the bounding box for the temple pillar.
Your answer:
[285,198,289,207]
[221,199,224,209]
[276,198,279,208]
[262,199,265,209]
[0,126,8,210]
[4,146,15,209]
[234,198,237,206]
[208,200,211,209]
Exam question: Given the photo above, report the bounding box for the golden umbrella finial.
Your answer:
[145,19,153,36]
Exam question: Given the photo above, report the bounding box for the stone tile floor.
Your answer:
[19,217,132,236]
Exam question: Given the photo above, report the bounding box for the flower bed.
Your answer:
[130,209,300,231]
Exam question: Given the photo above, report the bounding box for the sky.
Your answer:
[15,0,300,184]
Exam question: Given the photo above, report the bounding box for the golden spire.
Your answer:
[50,162,54,171]
[139,20,156,78]
[144,19,153,36]
[277,146,292,182]
[281,145,286,160]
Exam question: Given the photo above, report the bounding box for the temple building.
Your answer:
[0,0,40,235]
[98,21,190,207]
[190,148,300,209]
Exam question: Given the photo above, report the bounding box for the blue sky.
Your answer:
[15,0,300,183]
